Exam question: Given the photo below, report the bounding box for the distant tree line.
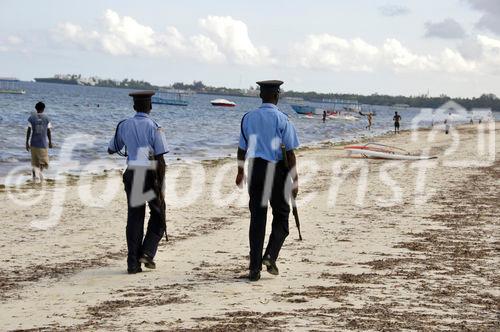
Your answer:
[283,91,500,111]
[172,81,248,96]
[171,80,500,111]
[95,78,155,89]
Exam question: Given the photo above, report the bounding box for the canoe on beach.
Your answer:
[344,143,437,160]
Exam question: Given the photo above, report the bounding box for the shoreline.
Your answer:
[0,122,449,188]
[0,122,498,330]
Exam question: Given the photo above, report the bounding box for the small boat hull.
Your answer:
[345,147,437,160]
[210,99,236,107]
[291,104,316,114]
[211,103,235,107]
[152,97,188,106]
[0,89,26,95]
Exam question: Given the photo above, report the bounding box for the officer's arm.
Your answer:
[237,147,246,171]
[286,150,299,198]
[235,147,246,188]
[286,150,298,183]
[156,154,166,178]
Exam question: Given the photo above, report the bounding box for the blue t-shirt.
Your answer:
[28,113,51,148]
[108,112,169,166]
[239,103,300,162]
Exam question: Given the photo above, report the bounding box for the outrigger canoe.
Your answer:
[344,143,437,160]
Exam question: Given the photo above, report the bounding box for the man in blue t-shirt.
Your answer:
[26,102,53,182]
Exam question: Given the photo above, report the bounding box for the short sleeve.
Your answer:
[153,127,169,156]
[108,125,124,153]
[47,122,52,129]
[238,115,248,150]
[281,119,300,151]
[27,121,32,129]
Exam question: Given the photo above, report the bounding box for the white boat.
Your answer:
[0,77,26,94]
[211,98,236,107]
[344,143,437,160]
[327,114,359,121]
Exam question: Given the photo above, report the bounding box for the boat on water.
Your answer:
[328,114,359,121]
[211,99,236,107]
[0,77,26,94]
[152,90,189,106]
[290,104,316,114]
[392,103,410,109]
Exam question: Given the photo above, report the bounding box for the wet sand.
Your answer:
[0,123,498,331]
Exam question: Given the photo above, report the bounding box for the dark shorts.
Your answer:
[395,122,400,128]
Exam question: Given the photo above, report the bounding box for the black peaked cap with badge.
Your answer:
[256,80,283,93]
[129,90,155,102]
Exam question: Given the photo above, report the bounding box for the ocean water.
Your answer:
[0,82,496,183]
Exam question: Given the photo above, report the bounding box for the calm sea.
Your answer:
[0,82,496,184]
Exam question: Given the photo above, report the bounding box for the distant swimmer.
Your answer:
[26,102,53,182]
[393,111,401,134]
[322,110,326,123]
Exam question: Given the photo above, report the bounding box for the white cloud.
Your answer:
[0,35,24,52]
[48,9,499,77]
[199,16,275,65]
[53,10,273,66]
[424,18,466,39]
[292,34,379,71]
[54,22,100,51]
[291,34,479,74]
[477,34,500,73]
[382,38,437,71]
[190,35,226,63]
[378,4,411,17]
[7,36,23,45]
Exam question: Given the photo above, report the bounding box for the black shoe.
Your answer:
[262,255,279,275]
[127,266,142,274]
[139,254,156,269]
[248,270,261,281]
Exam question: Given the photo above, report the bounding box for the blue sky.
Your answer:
[1,0,499,97]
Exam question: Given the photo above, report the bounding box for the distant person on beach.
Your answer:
[367,113,373,130]
[359,111,373,130]
[322,110,326,123]
[393,111,401,133]
[445,112,451,134]
[108,91,169,274]
[26,102,52,182]
[236,80,300,282]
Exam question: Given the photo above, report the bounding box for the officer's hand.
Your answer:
[49,142,53,149]
[26,143,30,152]
[292,181,299,199]
[235,171,246,189]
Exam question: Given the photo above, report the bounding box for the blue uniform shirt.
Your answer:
[28,113,52,148]
[239,103,300,162]
[108,112,169,166]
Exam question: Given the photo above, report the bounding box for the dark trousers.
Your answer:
[123,168,165,269]
[248,158,290,271]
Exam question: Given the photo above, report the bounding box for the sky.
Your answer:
[0,0,499,97]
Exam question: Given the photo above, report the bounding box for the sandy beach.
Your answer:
[0,123,498,331]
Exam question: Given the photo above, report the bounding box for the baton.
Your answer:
[281,144,303,241]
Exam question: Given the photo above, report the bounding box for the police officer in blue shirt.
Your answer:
[236,80,300,281]
[108,91,169,274]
